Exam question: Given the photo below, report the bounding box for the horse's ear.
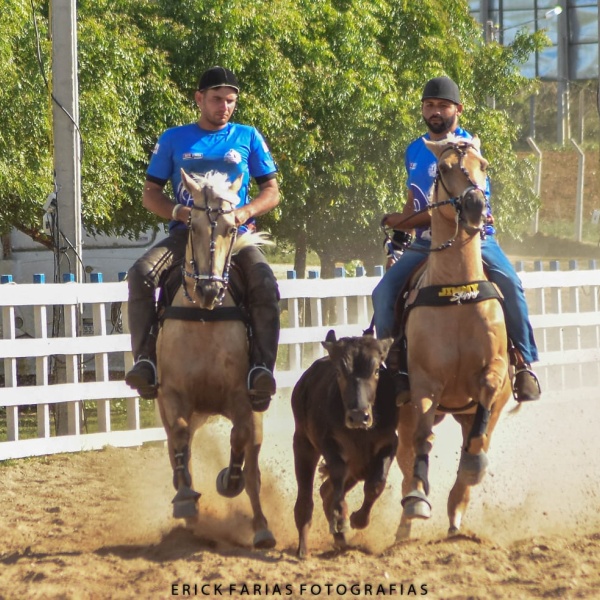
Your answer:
[229,174,244,194]
[423,137,444,159]
[378,338,394,360]
[471,135,481,151]
[180,169,200,193]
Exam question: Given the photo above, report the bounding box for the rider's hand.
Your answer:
[233,206,252,227]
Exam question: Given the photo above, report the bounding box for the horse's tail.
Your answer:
[233,231,275,254]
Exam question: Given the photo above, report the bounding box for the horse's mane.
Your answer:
[233,231,274,255]
[190,171,240,206]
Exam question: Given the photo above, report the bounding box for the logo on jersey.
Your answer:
[183,153,204,160]
[152,143,160,155]
[224,149,242,164]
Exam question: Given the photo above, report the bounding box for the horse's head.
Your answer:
[180,169,242,308]
[425,135,489,234]
[322,330,393,430]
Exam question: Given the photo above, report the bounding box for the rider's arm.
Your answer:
[233,178,280,227]
[143,180,192,223]
[382,189,431,231]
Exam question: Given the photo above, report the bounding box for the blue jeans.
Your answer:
[371,236,539,364]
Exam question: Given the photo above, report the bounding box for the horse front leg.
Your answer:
[395,403,418,541]
[233,409,276,549]
[401,388,437,523]
[351,442,397,530]
[165,416,201,520]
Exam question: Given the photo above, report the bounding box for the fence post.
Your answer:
[33,273,51,438]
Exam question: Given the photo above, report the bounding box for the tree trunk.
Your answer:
[293,231,307,279]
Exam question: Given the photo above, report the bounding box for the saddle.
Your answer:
[387,260,505,372]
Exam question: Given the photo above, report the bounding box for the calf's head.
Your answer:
[322,330,393,429]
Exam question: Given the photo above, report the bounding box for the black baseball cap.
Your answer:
[198,66,240,92]
[421,76,461,105]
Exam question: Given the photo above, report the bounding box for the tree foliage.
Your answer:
[0,0,548,272]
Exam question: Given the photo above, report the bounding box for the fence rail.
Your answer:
[2,262,600,460]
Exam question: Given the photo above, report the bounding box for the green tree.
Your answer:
[0,0,190,248]
[1,0,547,274]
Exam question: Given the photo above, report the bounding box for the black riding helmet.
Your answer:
[421,76,461,105]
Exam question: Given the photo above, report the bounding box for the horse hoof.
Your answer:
[401,491,431,520]
[172,487,200,519]
[448,526,460,537]
[458,450,489,485]
[216,468,245,498]
[253,529,276,549]
[173,499,199,519]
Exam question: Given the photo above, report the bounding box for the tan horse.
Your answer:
[155,169,276,549]
[396,136,512,539]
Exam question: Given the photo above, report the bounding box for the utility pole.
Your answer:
[51,0,83,436]
[51,0,83,283]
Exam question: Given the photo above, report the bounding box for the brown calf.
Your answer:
[292,330,397,558]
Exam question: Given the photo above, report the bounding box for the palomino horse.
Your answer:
[155,169,276,549]
[396,136,512,539]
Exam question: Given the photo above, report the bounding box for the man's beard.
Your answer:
[424,114,455,134]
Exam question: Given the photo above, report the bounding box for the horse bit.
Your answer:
[181,186,238,304]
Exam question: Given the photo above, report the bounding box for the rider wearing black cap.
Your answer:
[125,66,281,412]
[372,76,541,403]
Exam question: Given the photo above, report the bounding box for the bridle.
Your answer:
[181,185,238,304]
[410,141,487,254]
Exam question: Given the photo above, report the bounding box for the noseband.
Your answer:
[182,185,238,304]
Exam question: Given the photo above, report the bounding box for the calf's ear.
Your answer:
[325,329,337,343]
[322,330,337,355]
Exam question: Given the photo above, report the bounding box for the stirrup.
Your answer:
[125,358,158,399]
[512,365,541,402]
[247,365,276,412]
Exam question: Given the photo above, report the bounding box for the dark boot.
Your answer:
[125,358,157,399]
[239,250,280,412]
[125,264,160,399]
[513,365,541,402]
[509,345,541,402]
[386,336,410,406]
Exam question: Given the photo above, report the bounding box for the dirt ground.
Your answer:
[1,385,599,600]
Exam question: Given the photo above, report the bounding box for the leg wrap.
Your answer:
[468,403,491,447]
[413,453,430,496]
[173,445,192,490]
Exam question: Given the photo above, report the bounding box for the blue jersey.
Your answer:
[405,127,494,241]
[147,122,277,232]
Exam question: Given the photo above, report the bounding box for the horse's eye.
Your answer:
[373,369,380,379]
[439,163,451,174]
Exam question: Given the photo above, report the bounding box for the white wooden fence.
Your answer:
[1,262,600,460]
